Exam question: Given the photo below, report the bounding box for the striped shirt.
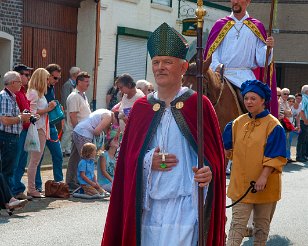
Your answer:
[0,88,22,134]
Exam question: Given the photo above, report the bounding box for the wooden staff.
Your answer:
[195,1,206,245]
[263,0,276,83]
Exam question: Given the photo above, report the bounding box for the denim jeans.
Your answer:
[296,121,308,159]
[286,130,298,159]
[11,129,28,195]
[35,126,63,190]
[0,173,13,208]
[0,131,19,190]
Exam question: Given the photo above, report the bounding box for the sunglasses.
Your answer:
[277,94,281,97]
[283,93,289,96]
[148,89,154,92]
[53,76,61,80]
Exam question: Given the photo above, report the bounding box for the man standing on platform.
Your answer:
[204,0,278,117]
[102,23,226,246]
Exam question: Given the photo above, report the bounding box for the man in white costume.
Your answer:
[205,0,274,88]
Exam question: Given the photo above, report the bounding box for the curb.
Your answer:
[26,163,68,172]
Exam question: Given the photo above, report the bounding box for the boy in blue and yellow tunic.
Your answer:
[223,80,287,245]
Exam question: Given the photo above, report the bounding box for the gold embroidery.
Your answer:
[243,20,266,43]
[206,21,235,59]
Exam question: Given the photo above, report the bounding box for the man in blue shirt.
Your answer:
[35,64,64,191]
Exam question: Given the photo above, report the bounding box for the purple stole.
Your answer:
[204,16,278,117]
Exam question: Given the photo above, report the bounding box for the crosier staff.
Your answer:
[196,1,206,245]
[263,0,276,83]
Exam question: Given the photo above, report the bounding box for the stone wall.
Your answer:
[0,0,23,64]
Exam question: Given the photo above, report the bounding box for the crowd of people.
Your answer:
[1,0,308,245]
[0,60,156,212]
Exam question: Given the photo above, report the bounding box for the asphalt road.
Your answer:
[1,157,308,245]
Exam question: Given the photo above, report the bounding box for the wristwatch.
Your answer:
[17,115,22,123]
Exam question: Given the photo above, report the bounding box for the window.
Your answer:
[151,0,172,7]
[116,35,148,81]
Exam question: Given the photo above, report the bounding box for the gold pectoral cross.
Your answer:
[159,152,168,162]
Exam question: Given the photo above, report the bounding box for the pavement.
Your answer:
[38,148,69,171]
[1,139,307,245]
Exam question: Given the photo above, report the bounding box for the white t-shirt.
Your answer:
[66,89,91,129]
[74,109,111,139]
[119,89,144,132]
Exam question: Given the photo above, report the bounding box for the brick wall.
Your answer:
[0,0,23,64]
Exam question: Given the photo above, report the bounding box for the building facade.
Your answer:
[0,0,229,108]
[0,0,23,82]
[81,0,229,108]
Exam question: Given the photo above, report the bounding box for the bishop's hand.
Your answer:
[152,147,178,172]
[193,166,212,187]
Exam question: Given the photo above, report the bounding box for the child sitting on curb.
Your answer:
[97,128,119,193]
[77,143,109,198]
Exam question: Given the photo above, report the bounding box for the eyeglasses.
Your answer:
[283,93,289,96]
[148,89,154,92]
[14,80,22,84]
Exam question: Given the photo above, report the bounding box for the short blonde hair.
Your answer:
[301,85,308,94]
[28,68,49,98]
[281,88,290,94]
[81,143,96,159]
[136,80,150,90]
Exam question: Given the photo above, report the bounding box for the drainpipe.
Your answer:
[93,0,101,110]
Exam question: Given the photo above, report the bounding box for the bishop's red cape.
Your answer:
[204,16,279,117]
[101,90,226,246]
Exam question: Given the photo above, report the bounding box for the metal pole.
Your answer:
[195,1,206,245]
[93,0,101,110]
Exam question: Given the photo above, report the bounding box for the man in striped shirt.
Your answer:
[0,71,31,189]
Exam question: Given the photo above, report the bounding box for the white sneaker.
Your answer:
[7,199,28,210]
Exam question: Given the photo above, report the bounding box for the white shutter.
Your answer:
[152,0,171,7]
[116,35,148,81]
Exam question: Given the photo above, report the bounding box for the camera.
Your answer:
[29,115,38,124]
[23,110,39,125]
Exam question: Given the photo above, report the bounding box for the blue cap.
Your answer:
[241,80,271,102]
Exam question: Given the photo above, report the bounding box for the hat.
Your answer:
[13,64,33,73]
[241,80,272,102]
[147,22,189,60]
[287,95,295,100]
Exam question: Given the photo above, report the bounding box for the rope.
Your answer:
[226,181,257,208]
